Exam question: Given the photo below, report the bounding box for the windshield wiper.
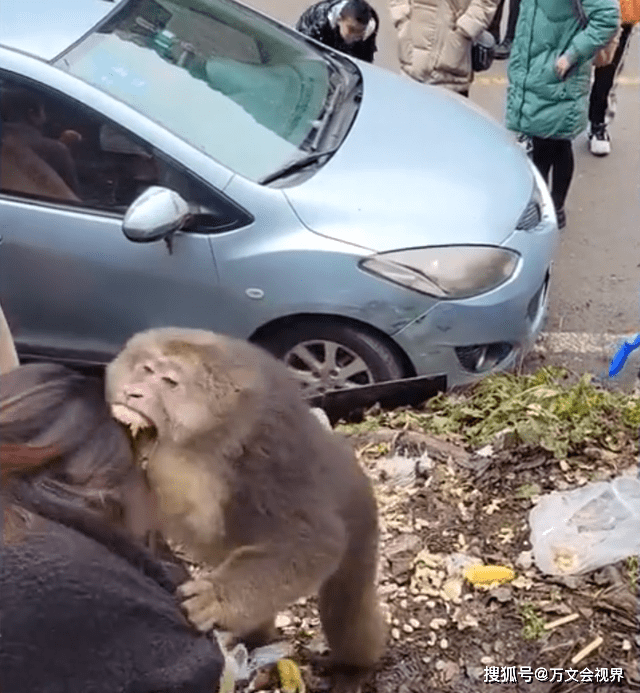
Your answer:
[260,147,340,185]
[307,62,343,150]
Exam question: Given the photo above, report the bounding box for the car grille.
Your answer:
[455,342,513,373]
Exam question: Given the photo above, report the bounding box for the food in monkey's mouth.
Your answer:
[110,403,155,438]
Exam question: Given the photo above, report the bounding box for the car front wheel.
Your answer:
[258,320,406,397]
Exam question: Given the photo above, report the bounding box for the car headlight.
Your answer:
[360,245,520,300]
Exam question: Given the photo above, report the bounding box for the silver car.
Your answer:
[0,0,558,396]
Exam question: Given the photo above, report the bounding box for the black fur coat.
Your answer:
[0,507,225,692]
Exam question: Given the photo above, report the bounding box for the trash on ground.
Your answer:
[463,564,516,586]
[529,474,640,575]
[543,612,580,631]
[214,634,294,692]
[570,635,604,665]
[276,658,306,693]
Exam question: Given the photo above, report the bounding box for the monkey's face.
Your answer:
[106,329,262,447]
[107,351,215,447]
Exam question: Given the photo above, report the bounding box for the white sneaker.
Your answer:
[589,123,611,156]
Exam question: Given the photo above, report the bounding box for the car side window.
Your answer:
[0,74,251,233]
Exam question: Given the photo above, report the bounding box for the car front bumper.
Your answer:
[391,216,558,389]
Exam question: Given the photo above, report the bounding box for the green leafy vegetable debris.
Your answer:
[339,367,640,459]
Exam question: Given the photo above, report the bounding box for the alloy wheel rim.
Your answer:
[284,339,374,394]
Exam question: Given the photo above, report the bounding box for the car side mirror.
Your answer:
[122,186,190,242]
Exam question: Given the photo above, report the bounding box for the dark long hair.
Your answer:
[1,363,137,542]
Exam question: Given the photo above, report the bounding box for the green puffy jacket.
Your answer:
[506,0,620,139]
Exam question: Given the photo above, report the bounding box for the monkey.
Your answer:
[105,328,387,692]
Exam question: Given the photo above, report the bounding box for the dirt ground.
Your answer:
[237,410,639,693]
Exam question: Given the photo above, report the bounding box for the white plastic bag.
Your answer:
[529,475,640,575]
[214,631,292,693]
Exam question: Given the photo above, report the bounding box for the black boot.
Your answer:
[494,39,512,60]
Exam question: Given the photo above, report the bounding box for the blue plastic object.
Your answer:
[609,334,640,377]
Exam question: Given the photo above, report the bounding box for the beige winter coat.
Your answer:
[389,0,498,93]
[0,301,19,375]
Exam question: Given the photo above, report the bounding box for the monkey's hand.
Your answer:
[179,576,226,632]
[178,537,344,635]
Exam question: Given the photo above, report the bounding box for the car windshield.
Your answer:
[55,0,334,181]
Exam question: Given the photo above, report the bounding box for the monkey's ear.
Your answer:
[227,366,262,393]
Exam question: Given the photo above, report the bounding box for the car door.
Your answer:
[0,69,252,365]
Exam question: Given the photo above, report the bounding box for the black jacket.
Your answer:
[0,506,225,693]
[296,0,379,63]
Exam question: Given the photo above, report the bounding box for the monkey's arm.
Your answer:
[178,530,345,635]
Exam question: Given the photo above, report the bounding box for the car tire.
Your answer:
[258,320,406,396]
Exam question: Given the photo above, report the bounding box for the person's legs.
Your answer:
[487,0,505,43]
[504,0,520,42]
[589,63,617,126]
[549,139,574,228]
[494,0,519,59]
[588,24,634,155]
[531,137,573,228]
[530,136,554,183]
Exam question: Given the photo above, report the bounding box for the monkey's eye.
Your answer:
[143,365,154,374]
[162,376,179,388]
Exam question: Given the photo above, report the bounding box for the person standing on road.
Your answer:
[388,0,498,97]
[588,1,639,155]
[295,0,380,63]
[506,0,620,229]
[487,0,521,59]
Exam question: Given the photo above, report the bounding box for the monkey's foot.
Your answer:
[178,578,224,632]
[308,652,332,669]
[310,660,367,693]
[329,669,366,693]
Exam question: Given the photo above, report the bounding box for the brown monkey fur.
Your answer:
[106,328,386,689]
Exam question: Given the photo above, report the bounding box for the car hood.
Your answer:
[283,63,533,253]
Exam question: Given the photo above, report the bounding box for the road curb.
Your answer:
[536,331,640,356]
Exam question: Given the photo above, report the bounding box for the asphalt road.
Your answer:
[245,0,640,386]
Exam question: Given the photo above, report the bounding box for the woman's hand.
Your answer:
[555,54,572,80]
